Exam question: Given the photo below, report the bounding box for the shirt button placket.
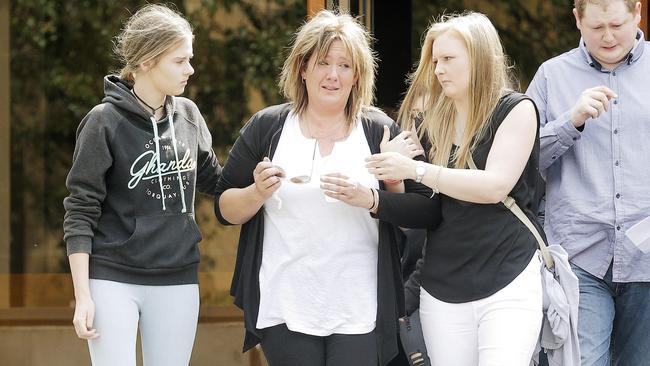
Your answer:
[610,71,623,258]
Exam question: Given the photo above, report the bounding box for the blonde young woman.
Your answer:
[215,10,424,366]
[63,5,221,366]
[365,13,544,365]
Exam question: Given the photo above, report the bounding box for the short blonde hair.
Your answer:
[397,12,514,168]
[279,10,376,126]
[115,4,193,83]
[574,0,638,18]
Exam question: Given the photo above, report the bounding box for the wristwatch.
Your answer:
[415,161,426,183]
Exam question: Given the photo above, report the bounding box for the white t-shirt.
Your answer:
[256,111,379,336]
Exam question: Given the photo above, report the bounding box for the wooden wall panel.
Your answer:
[642,0,648,39]
[307,0,326,17]
[0,0,11,309]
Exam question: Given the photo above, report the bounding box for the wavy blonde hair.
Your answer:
[279,10,376,126]
[397,12,515,168]
[115,4,194,83]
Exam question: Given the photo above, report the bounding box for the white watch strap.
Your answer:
[415,161,425,183]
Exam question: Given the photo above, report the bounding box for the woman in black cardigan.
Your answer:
[214,10,429,366]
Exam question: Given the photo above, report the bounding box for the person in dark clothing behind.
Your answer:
[387,102,432,366]
[385,228,428,366]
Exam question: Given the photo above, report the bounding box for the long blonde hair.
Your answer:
[397,12,514,168]
[279,10,376,126]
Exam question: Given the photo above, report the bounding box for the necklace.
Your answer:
[132,89,164,114]
[304,118,349,143]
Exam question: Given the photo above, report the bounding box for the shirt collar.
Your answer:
[579,29,645,71]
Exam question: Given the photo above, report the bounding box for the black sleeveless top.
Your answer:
[420,92,543,303]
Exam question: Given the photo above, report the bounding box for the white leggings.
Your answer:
[88,279,199,366]
[420,255,543,366]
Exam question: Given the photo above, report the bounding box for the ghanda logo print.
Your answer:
[128,138,196,201]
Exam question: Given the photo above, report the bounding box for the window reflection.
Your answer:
[5,0,305,309]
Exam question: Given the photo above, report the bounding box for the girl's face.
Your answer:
[301,40,357,112]
[146,36,195,96]
[432,32,470,101]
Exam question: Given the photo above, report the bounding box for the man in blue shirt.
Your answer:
[527,1,650,365]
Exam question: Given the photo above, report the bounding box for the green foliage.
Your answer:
[10,0,165,265]
[411,0,579,88]
[187,0,305,146]
[9,0,580,273]
[9,0,304,271]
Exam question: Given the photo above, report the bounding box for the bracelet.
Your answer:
[368,188,378,211]
[369,189,377,211]
[431,165,442,194]
[383,179,403,185]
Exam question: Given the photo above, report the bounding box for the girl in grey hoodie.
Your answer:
[63,5,220,366]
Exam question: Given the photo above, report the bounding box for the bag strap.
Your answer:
[467,156,555,269]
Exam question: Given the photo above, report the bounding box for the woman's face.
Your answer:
[432,32,470,101]
[301,39,357,112]
[146,36,195,96]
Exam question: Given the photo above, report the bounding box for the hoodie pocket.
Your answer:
[96,214,202,269]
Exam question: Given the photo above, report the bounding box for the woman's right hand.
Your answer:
[72,294,99,339]
[365,152,417,181]
[253,157,285,200]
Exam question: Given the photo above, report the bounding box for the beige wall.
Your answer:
[0,0,11,308]
[0,322,267,366]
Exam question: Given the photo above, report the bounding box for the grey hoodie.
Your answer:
[63,75,221,285]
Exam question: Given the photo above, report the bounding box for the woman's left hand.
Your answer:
[320,173,374,209]
[365,152,417,181]
[379,125,424,158]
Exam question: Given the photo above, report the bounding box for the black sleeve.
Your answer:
[404,255,423,315]
[195,113,222,195]
[213,114,262,226]
[63,109,113,255]
[374,173,442,229]
[372,112,442,229]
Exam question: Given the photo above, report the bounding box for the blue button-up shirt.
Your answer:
[526,30,650,282]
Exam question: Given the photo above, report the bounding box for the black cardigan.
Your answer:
[214,103,437,365]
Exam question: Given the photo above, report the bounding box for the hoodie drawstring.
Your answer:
[150,116,167,211]
[168,113,188,213]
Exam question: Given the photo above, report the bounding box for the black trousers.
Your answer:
[260,323,378,366]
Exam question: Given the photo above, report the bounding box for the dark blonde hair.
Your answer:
[574,0,638,18]
[279,10,376,126]
[397,12,515,168]
[115,4,193,82]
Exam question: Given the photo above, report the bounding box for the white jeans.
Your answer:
[420,255,542,366]
[88,279,199,366]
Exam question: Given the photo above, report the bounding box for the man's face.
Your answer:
[574,1,641,70]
